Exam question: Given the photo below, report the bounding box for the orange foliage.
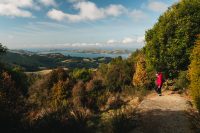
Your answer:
[132,54,148,87]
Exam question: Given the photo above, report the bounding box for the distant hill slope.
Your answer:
[1,51,58,71]
[0,50,112,71]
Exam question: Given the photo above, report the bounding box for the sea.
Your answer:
[38,50,130,58]
[24,49,134,58]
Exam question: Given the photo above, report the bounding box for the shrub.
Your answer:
[10,66,29,95]
[96,91,109,111]
[43,68,69,90]
[28,68,70,108]
[132,53,148,88]
[29,107,93,133]
[106,94,123,110]
[0,43,7,56]
[122,85,135,95]
[72,81,86,107]
[51,80,72,109]
[99,57,133,92]
[0,68,27,132]
[85,79,106,110]
[71,68,92,82]
[174,71,189,90]
[66,107,93,133]
[86,79,103,92]
[188,35,200,111]
[103,109,137,133]
[27,73,42,86]
[28,79,51,108]
[0,71,25,107]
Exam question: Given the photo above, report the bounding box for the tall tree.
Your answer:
[144,0,200,72]
[0,43,7,55]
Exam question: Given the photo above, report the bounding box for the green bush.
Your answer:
[99,57,133,92]
[71,68,92,82]
[174,71,189,90]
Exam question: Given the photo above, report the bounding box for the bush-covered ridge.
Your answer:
[1,50,112,71]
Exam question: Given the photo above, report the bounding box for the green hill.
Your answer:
[0,50,112,71]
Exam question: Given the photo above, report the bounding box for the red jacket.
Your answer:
[156,73,163,87]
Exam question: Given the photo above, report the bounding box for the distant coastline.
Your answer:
[27,49,134,58]
[48,49,132,54]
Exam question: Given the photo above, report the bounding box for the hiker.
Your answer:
[155,72,163,96]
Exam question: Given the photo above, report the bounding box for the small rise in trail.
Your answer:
[131,91,194,133]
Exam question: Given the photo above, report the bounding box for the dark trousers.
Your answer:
[155,84,162,94]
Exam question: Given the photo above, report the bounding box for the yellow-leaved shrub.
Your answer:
[188,35,200,111]
[132,53,148,87]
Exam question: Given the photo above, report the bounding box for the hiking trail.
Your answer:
[131,90,194,133]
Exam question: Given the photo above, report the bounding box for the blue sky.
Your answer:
[0,0,178,49]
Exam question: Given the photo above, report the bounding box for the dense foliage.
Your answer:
[0,41,138,132]
[132,52,147,87]
[188,35,200,111]
[71,68,92,82]
[144,0,200,72]
[99,56,133,92]
[0,43,7,55]
[0,65,29,132]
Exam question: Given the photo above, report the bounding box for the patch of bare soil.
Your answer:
[130,90,194,133]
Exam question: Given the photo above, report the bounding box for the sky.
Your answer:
[0,0,179,50]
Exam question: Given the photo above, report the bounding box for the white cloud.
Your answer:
[67,0,86,3]
[107,36,145,45]
[47,9,66,21]
[54,36,145,48]
[0,0,34,17]
[148,1,168,12]
[55,42,102,48]
[39,0,56,6]
[72,1,105,21]
[71,42,101,47]
[107,39,117,44]
[106,5,127,17]
[0,0,34,8]
[137,36,145,43]
[122,37,135,44]
[47,1,126,22]
[130,10,147,21]
[0,0,58,18]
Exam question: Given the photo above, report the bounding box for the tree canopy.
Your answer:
[144,0,200,72]
[0,43,7,55]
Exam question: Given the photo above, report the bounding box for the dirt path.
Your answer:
[131,91,194,133]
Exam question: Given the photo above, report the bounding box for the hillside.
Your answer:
[0,50,112,71]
